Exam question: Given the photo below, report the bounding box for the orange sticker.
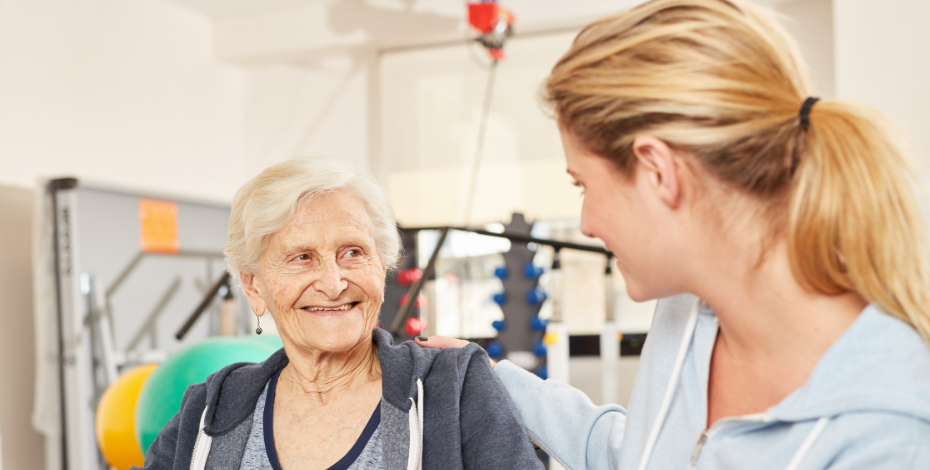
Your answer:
[139,199,179,254]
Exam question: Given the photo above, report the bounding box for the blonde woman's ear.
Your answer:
[632,135,683,209]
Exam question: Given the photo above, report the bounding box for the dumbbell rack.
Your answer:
[388,215,614,384]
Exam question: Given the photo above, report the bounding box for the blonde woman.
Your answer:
[419,0,930,468]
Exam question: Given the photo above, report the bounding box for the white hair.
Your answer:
[224,157,402,280]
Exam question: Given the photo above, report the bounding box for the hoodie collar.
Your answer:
[203,347,289,436]
[769,305,930,422]
[203,328,438,435]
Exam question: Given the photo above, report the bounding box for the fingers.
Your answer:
[415,336,471,349]
[416,336,499,368]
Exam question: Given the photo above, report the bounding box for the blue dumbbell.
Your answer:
[492,292,507,306]
[494,266,509,280]
[536,366,548,380]
[523,262,544,279]
[486,341,504,359]
[492,319,506,332]
[533,340,547,357]
[525,288,548,306]
[529,316,548,331]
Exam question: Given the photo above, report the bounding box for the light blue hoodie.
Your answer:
[495,294,930,469]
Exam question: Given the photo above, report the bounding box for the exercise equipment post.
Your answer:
[545,249,568,470]
[600,255,619,405]
[544,249,569,383]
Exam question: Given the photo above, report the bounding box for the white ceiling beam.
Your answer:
[214,1,465,64]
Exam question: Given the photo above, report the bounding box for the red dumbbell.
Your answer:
[404,317,427,336]
[397,268,423,286]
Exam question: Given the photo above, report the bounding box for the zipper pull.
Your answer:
[690,430,709,468]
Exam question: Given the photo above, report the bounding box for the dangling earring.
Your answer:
[255,315,263,335]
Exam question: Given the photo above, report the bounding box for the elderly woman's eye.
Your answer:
[294,254,311,261]
[345,249,362,258]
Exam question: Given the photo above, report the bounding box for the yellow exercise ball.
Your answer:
[96,363,158,470]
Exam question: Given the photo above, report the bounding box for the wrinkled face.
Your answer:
[562,128,677,302]
[246,190,385,355]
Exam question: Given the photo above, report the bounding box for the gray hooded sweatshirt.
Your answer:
[137,329,544,470]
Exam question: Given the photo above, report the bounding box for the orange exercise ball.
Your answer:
[96,363,158,470]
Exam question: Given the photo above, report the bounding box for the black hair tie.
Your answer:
[799,97,820,131]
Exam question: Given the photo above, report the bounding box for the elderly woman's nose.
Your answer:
[312,258,349,298]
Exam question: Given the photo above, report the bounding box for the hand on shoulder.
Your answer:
[415,336,497,368]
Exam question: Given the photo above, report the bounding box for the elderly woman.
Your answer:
[139,157,543,470]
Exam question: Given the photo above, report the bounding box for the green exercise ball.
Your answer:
[249,333,284,351]
[135,337,279,454]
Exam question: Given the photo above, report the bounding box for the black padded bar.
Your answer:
[175,271,230,340]
[400,225,610,255]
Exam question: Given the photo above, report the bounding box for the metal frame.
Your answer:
[47,178,231,470]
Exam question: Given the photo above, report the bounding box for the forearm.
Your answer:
[494,360,626,470]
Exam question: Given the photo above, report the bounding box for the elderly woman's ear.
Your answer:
[239,271,267,316]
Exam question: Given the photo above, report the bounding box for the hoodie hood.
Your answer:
[372,328,442,411]
[770,305,930,423]
[199,328,441,436]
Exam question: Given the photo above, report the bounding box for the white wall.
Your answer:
[379,32,580,227]
[0,186,43,470]
[242,58,370,174]
[0,0,245,202]
[775,0,834,98]
[0,2,247,468]
[834,0,930,188]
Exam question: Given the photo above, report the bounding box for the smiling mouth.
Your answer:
[302,302,360,312]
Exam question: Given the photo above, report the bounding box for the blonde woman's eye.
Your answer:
[571,180,585,195]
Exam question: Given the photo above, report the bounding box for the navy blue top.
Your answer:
[263,368,382,470]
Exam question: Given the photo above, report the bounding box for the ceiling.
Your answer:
[163,0,466,19]
[164,0,802,20]
[159,0,808,65]
[162,0,335,18]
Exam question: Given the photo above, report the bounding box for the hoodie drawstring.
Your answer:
[635,300,832,470]
[636,299,701,470]
[784,416,831,470]
[190,406,213,470]
[407,378,425,470]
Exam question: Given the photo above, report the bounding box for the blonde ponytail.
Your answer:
[546,0,930,343]
[791,101,930,343]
